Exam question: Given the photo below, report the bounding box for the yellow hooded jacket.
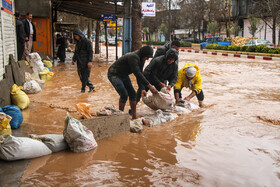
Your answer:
[174,63,202,94]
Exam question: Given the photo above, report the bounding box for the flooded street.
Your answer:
[16,46,280,186]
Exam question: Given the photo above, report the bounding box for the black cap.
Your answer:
[14,11,20,18]
[140,45,154,58]
[171,40,180,47]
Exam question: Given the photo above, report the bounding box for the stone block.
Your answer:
[81,114,130,141]
[0,80,11,107]
[10,55,25,86]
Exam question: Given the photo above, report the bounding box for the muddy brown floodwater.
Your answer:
[16,46,280,186]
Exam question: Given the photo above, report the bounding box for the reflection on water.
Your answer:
[18,48,280,186]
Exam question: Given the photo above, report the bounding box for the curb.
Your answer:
[151,46,280,61]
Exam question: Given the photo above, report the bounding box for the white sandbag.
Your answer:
[23,80,42,94]
[185,101,200,110]
[29,134,68,153]
[63,113,97,153]
[140,110,178,127]
[130,119,143,133]
[25,72,45,89]
[0,135,52,161]
[174,106,191,114]
[142,89,174,110]
[29,52,45,72]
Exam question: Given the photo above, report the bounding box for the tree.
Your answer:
[158,23,168,40]
[250,0,280,44]
[248,16,260,37]
[131,0,142,51]
[207,21,219,36]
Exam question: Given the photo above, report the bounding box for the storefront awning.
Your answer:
[52,0,125,20]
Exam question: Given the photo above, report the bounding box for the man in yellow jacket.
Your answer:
[174,63,204,107]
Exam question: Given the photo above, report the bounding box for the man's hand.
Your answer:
[141,90,147,97]
[183,97,191,101]
[167,85,172,91]
[146,84,158,94]
[159,82,166,88]
[25,37,28,41]
[72,61,75,65]
[88,62,93,69]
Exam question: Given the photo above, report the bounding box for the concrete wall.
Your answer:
[14,0,50,18]
[243,19,280,44]
[0,0,17,81]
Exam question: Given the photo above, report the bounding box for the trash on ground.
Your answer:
[96,104,124,116]
[63,113,97,153]
[0,135,52,161]
[130,119,143,133]
[75,103,92,119]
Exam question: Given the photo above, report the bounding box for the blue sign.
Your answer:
[101,14,116,21]
[2,0,13,14]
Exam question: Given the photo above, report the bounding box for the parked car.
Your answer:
[200,37,231,50]
[180,38,198,43]
[242,39,274,48]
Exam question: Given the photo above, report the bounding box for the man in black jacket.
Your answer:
[22,13,36,59]
[136,48,178,102]
[15,12,25,60]
[108,46,157,119]
[153,40,180,58]
[72,28,95,93]
[56,34,66,62]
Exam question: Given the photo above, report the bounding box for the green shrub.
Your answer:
[255,45,265,53]
[215,44,223,50]
[241,46,248,51]
[180,41,192,47]
[246,46,256,52]
[206,44,214,49]
[228,45,240,51]
[221,45,229,50]
[261,46,270,53]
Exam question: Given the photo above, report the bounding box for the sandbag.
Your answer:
[29,134,68,153]
[142,91,174,110]
[0,135,52,161]
[0,113,12,135]
[42,60,53,68]
[29,52,45,71]
[130,119,143,133]
[63,113,97,153]
[39,68,54,81]
[2,105,23,129]
[140,110,178,127]
[10,84,30,110]
[25,72,45,89]
[23,80,42,94]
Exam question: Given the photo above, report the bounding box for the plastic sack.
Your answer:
[2,105,23,129]
[0,113,12,135]
[0,135,52,161]
[140,110,178,127]
[63,113,97,153]
[39,68,54,81]
[10,84,30,110]
[23,80,42,94]
[29,134,68,153]
[29,52,44,71]
[75,103,92,119]
[25,72,45,89]
[142,91,174,110]
[96,105,123,116]
[42,60,53,68]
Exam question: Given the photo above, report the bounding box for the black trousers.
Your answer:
[77,66,94,90]
[175,89,204,101]
[17,42,24,60]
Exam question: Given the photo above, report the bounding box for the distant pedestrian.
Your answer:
[56,34,66,62]
[72,28,95,93]
[174,63,204,107]
[107,46,157,119]
[22,13,36,59]
[15,12,25,60]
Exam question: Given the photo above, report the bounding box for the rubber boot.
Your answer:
[119,101,126,111]
[129,101,137,119]
[198,100,204,107]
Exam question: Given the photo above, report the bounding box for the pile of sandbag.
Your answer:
[0,113,98,161]
[231,36,258,46]
[96,104,124,116]
[142,88,174,110]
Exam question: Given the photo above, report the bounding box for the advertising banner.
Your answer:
[142,2,156,17]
